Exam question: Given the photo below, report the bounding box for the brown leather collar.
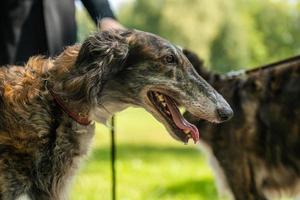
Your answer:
[48,87,91,126]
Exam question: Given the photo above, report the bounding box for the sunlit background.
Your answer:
[72,0,300,199]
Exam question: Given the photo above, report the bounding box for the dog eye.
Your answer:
[164,54,176,64]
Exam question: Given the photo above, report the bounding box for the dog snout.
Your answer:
[216,106,233,122]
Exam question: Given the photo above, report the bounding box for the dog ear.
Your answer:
[75,30,130,76]
[183,49,204,75]
[183,49,213,81]
[57,30,134,106]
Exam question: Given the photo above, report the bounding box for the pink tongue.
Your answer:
[164,96,200,144]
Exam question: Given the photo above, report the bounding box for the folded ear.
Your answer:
[57,30,134,106]
[76,30,130,77]
[183,49,204,75]
[183,49,212,81]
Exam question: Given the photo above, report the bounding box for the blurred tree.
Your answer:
[119,0,224,63]
[250,0,300,61]
[76,0,300,73]
[210,0,300,72]
[209,0,254,72]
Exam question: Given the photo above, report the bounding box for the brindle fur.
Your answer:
[0,30,231,200]
[184,50,300,200]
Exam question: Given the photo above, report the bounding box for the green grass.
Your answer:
[70,108,219,200]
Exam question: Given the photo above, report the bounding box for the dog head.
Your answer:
[57,30,233,143]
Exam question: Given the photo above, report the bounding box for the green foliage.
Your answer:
[76,0,300,72]
[116,0,300,73]
[249,0,300,60]
[119,0,224,64]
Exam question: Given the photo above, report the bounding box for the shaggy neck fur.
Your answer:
[0,47,98,199]
[47,42,130,125]
[47,45,91,119]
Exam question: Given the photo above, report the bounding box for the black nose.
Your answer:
[216,107,233,121]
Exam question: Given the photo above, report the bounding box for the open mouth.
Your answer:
[147,91,200,144]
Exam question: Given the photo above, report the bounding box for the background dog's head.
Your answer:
[51,30,233,143]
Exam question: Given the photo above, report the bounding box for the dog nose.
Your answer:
[216,106,233,122]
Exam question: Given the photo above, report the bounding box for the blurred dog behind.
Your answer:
[183,49,300,200]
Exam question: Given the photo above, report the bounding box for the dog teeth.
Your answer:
[154,92,167,104]
[158,95,164,102]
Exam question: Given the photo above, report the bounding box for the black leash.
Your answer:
[110,115,116,200]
